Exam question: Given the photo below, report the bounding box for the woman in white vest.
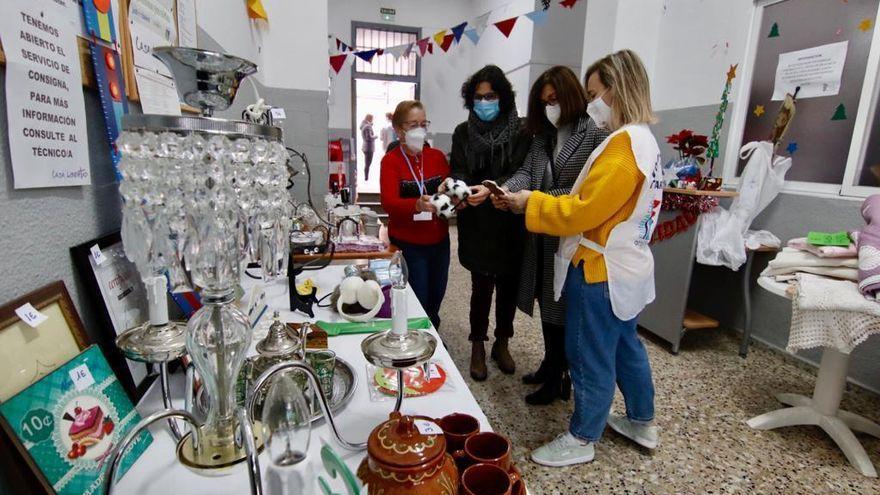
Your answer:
[503,49,664,467]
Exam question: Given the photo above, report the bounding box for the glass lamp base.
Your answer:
[361,329,437,369]
[176,421,264,476]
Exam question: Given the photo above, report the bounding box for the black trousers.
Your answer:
[468,270,519,342]
[540,320,567,374]
[364,151,374,180]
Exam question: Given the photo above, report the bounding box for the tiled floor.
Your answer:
[438,229,880,494]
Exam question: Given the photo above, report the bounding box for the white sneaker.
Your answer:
[607,414,658,449]
[530,432,595,467]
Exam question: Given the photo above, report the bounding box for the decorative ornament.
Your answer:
[439,34,455,52]
[754,105,765,117]
[433,30,447,47]
[560,0,580,9]
[355,49,379,63]
[786,141,798,155]
[247,0,268,20]
[451,22,468,42]
[417,38,430,56]
[463,28,480,45]
[82,0,117,45]
[493,16,518,38]
[832,103,848,120]
[706,64,737,176]
[525,9,549,25]
[859,18,874,32]
[768,22,780,38]
[330,54,348,74]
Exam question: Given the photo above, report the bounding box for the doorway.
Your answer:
[351,22,421,195]
[354,79,416,193]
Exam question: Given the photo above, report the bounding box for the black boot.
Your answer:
[522,321,553,384]
[525,369,571,405]
[522,361,548,384]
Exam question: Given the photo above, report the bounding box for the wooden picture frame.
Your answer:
[0,281,89,403]
[0,281,89,495]
[70,231,156,402]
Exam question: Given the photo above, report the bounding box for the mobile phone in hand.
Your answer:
[482,180,506,197]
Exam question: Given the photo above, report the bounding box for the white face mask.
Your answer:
[544,103,562,128]
[404,127,427,153]
[587,90,612,129]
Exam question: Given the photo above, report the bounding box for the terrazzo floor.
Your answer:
[436,228,880,495]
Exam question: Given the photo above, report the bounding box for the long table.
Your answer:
[114,264,492,493]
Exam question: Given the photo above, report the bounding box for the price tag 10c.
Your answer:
[69,364,95,391]
[15,303,48,328]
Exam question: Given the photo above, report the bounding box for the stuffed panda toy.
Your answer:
[429,193,455,219]
[442,177,471,202]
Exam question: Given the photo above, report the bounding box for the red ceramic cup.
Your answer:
[462,431,512,471]
[437,413,480,453]
[461,463,520,495]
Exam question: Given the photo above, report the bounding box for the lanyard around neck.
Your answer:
[400,147,425,195]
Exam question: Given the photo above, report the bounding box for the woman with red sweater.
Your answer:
[380,100,451,329]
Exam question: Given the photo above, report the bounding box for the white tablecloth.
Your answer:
[115,264,491,494]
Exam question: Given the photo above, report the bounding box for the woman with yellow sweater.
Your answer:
[503,50,664,467]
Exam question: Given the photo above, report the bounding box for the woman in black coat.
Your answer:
[450,65,532,381]
[494,66,609,405]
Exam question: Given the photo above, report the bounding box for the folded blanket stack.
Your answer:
[858,194,880,298]
[761,247,858,282]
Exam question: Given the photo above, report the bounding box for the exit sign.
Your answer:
[380,7,395,21]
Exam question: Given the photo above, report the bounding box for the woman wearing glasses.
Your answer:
[492,66,609,405]
[379,100,450,329]
[450,65,532,381]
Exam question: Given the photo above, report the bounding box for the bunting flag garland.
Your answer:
[417,38,431,56]
[525,9,549,25]
[463,28,481,45]
[451,22,468,43]
[494,16,518,37]
[328,1,576,73]
[440,34,455,52]
[329,54,348,74]
[247,0,268,20]
[355,49,379,62]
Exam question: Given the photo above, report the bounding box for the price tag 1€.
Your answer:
[90,244,107,265]
[15,303,48,328]
[69,364,95,391]
[427,363,441,381]
[414,419,443,436]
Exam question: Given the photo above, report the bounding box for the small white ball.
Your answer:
[339,276,364,305]
[357,279,381,309]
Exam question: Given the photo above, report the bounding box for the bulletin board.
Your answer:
[736,0,879,184]
[0,0,198,113]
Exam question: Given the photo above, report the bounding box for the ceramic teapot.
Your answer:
[357,412,458,495]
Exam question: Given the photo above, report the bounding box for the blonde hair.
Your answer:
[585,49,655,130]
[391,100,425,131]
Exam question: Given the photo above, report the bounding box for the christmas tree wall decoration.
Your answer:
[768,22,780,38]
[832,103,848,120]
[706,64,737,176]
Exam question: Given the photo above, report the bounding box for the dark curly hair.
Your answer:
[460,65,516,115]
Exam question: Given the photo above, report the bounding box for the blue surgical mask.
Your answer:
[474,100,500,122]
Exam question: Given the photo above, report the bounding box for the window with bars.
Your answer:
[354,27,419,77]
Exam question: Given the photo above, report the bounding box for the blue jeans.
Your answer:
[391,236,450,329]
[564,263,655,442]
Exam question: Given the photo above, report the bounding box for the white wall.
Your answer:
[195,0,329,92]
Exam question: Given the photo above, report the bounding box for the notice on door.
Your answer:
[0,0,91,188]
[772,41,848,101]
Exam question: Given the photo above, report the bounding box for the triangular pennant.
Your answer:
[440,34,455,52]
[403,42,415,58]
[525,9,548,25]
[376,48,385,56]
[355,49,379,62]
[451,22,468,42]
[247,0,268,20]
[417,38,430,56]
[494,16,518,38]
[336,38,341,50]
[428,42,434,54]
[385,44,407,60]
[463,28,480,45]
[559,0,580,8]
[329,54,347,74]
[433,30,448,47]
[473,11,491,34]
